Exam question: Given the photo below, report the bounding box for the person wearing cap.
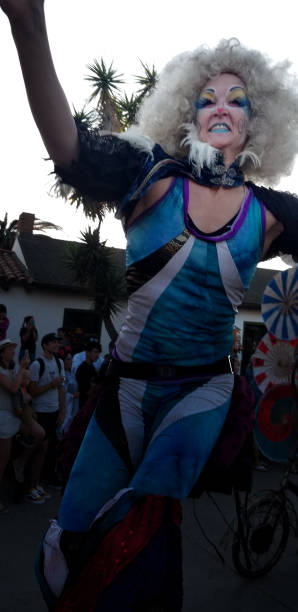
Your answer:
[29,333,65,492]
[0,339,29,511]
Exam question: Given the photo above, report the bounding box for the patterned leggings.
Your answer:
[58,373,234,532]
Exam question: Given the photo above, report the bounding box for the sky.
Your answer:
[0,0,297,270]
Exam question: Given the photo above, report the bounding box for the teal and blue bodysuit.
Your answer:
[39,129,298,611]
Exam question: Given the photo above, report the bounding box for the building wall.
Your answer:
[0,286,93,355]
[0,285,127,357]
[235,308,263,336]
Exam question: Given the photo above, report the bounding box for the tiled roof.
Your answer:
[17,234,125,292]
[0,249,33,288]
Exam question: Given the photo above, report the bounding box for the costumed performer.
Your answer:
[1,1,298,609]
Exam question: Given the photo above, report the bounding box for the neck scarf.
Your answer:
[191,152,244,188]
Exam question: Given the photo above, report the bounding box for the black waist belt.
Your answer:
[105,356,233,380]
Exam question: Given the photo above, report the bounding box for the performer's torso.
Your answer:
[115,177,264,366]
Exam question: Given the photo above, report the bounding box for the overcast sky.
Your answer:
[0,0,297,269]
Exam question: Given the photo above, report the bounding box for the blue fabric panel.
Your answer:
[58,415,130,531]
[130,400,230,500]
[126,179,185,267]
[140,378,200,450]
[132,238,234,365]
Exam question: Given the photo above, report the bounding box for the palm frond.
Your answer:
[134,60,158,99]
[33,219,62,232]
[85,58,124,104]
[73,105,98,128]
[116,93,141,126]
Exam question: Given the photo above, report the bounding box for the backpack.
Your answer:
[37,356,62,379]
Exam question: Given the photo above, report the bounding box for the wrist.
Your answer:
[10,6,46,38]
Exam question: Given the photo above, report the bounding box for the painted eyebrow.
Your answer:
[229,86,246,92]
[201,86,246,93]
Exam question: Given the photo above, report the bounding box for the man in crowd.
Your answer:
[29,333,65,489]
[72,336,103,375]
[75,340,101,408]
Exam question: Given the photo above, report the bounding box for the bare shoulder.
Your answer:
[127,177,173,226]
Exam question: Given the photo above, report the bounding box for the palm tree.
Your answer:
[0,213,17,250]
[54,59,158,221]
[66,226,127,341]
[85,58,124,132]
[0,212,61,250]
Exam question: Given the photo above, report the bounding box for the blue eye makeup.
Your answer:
[195,85,251,115]
[195,90,215,110]
[227,87,251,115]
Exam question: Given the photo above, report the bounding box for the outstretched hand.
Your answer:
[0,0,44,21]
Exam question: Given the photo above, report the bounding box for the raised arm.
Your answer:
[0,0,79,167]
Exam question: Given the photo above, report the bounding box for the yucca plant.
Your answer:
[66,226,126,341]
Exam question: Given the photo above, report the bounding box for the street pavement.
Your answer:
[1,464,298,611]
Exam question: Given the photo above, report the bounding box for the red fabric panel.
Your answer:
[56,495,181,612]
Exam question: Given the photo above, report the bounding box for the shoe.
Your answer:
[16,433,35,448]
[12,458,25,483]
[42,479,62,491]
[24,488,45,504]
[36,485,51,500]
[255,464,268,472]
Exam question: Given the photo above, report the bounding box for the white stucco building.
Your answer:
[0,213,126,357]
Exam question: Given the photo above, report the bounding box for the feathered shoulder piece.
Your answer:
[53,119,153,220]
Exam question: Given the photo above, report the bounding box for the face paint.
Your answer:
[195,85,251,117]
[210,125,230,133]
[194,73,250,166]
[237,118,247,134]
[227,87,251,116]
[195,89,216,110]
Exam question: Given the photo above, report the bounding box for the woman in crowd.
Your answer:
[1,1,298,608]
[0,339,48,509]
[0,339,29,512]
[19,315,38,363]
[0,338,49,508]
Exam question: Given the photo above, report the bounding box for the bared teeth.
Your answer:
[209,122,230,131]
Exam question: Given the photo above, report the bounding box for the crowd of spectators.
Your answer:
[0,304,110,513]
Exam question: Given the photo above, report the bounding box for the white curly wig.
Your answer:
[136,38,298,185]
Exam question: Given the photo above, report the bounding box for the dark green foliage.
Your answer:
[66,226,127,341]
